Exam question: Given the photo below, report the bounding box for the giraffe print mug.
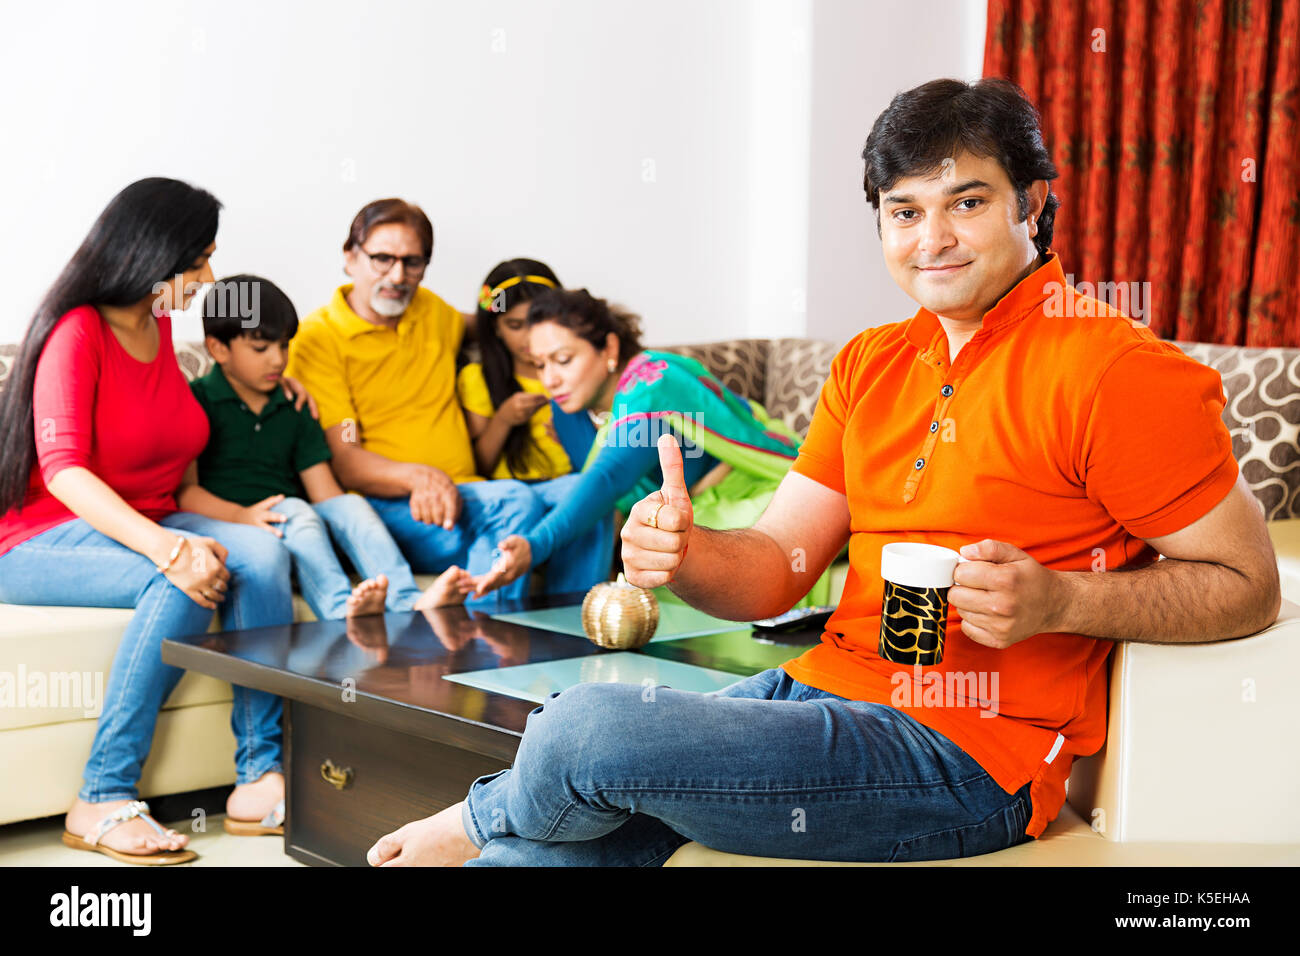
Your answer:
[877,543,968,666]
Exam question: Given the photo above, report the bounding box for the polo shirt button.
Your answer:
[914,458,925,470]
[929,421,939,433]
[254,423,261,432]
[941,385,953,397]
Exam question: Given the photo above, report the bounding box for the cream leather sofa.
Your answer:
[4,338,1300,867]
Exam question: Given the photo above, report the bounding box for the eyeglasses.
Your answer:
[358,247,430,275]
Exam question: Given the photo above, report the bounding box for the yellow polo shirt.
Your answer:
[286,285,480,483]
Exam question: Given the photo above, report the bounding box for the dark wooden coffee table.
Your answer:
[160,594,819,866]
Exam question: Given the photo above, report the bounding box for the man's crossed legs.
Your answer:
[368,667,1033,866]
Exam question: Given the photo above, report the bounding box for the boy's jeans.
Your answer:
[461,668,1034,865]
[0,513,291,801]
[272,494,424,620]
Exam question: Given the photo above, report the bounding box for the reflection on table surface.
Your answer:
[171,594,821,729]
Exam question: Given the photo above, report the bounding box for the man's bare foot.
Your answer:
[226,770,284,823]
[413,566,474,611]
[346,575,389,617]
[367,801,480,866]
[65,798,188,855]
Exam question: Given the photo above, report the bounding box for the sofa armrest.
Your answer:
[1066,599,1300,843]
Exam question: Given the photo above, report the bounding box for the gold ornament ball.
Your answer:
[581,573,660,649]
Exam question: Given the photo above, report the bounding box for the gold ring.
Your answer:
[647,502,664,529]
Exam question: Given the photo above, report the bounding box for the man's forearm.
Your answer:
[1053,557,1281,643]
[668,525,810,621]
[332,444,419,498]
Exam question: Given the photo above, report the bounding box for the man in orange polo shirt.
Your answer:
[367,78,1280,866]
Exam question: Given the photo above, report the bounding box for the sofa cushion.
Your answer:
[664,800,1300,865]
[0,604,229,732]
[763,338,838,438]
[1175,342,1300,520]
[1066,598,1300,844]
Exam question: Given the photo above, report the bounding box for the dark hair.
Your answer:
[526,288,644,367]
[475,259,563,478]
[202,274,298,345]
[343,198,433,258]
[0,178,220,515]
[862,77,1060,258]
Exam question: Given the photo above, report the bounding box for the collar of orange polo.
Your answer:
[327,284,422,337]
[904,251,1065,353]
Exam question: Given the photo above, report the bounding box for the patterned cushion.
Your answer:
[1176,342,1300,520]
[0,344,16,393]
[174,341,214,381]
[764,338,839,437]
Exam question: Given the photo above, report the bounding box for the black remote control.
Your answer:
[750,605,837,634]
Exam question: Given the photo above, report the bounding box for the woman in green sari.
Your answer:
[472,288,831,609]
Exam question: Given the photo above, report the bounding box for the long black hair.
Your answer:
[862,77,1060,258]
[0,178,221,514]
[474,258,562,478]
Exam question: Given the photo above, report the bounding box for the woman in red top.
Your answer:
[0,179,295,864]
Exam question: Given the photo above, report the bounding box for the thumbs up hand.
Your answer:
[621,433,695,589]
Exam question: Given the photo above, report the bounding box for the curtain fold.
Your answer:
[984,0,1299,346]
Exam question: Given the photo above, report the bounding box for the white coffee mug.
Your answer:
[878,543,969,665]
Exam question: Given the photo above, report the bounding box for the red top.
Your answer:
[0,306,210,558]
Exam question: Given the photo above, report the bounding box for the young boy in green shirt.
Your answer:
[178,275,470,618]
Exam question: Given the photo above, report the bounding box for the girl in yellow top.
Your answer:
[458,259,574,480]
[458,259,610,592]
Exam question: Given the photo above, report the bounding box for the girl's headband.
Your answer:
[478,274,558,313]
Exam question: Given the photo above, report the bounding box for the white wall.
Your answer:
[0,0,984,349]
[806,0,988,345]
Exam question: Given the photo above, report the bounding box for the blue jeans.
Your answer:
[527,473,614,594]
[272,494,423,620]
[461,668,1033,865]
[366,479,544,605]
[0,513,292,801]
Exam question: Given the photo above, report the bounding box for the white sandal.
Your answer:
[62,799,197,865]
[223,797,285,836]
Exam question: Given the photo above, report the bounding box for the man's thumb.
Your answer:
[960,539,1024,563]
[657,433,690,505]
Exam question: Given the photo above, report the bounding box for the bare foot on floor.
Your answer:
[65,798,188,855]
[413,566,475,611]
[347,575,389,617]
[367,801,480,866]
[226,770,284,823]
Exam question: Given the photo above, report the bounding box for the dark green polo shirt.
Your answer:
[190,366,332,507]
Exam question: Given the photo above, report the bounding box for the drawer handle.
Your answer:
[320,758,353,791]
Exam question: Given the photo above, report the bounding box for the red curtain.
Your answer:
[984,0,1300,346]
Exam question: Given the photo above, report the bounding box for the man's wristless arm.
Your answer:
[669,525,805,621]
[1051,556,1281,644]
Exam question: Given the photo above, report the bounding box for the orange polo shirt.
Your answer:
[783,252,1238,838]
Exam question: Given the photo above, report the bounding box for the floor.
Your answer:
[0,813,306,867]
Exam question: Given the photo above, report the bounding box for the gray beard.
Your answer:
[371,286,414,318]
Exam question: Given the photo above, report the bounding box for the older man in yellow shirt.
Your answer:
[286,199,543,602]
